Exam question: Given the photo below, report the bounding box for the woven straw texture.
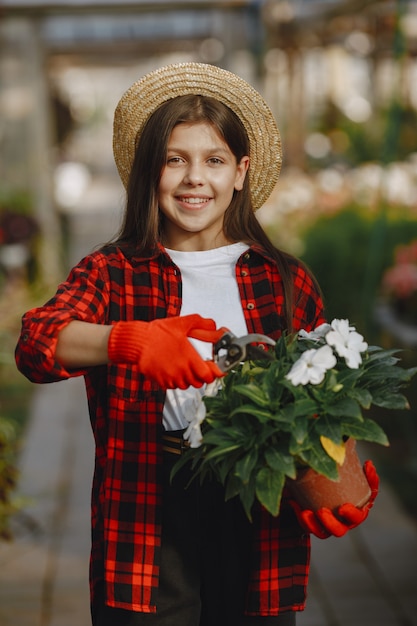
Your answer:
[113,62,282,210]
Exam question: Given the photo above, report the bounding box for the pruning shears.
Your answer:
[213,330,276,372]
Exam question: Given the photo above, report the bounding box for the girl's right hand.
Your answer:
[108,314,225,389]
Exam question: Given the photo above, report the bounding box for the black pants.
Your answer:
[92,450,296,626]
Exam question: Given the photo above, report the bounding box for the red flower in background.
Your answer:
[382,239,417,324]
[0,211,38,245]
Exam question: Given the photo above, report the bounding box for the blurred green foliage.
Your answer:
[309,103,417,169]
[0,327,33,541]
[300,205,417,331]
[0,417,19,540]
[0,189,33,216]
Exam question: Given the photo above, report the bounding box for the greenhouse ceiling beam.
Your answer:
[3,0,402,22]
[279,0,398,24]
[317,0,388,18]
[2,0,250,17]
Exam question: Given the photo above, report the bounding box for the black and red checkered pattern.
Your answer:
[15,243,325,616]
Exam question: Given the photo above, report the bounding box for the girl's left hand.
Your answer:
[291,460,379,539]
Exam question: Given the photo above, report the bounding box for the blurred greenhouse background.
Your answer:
[1,0,417,532]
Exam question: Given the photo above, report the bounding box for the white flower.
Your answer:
[299,323,331,340]
[325,319,368,369]
[183,390,207,448]
[181,380,221,448]
[286,344,337,386]
[204,378,222,398]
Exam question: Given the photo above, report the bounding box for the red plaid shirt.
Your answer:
[15,243,325,616]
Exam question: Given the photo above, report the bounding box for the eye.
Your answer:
[167,156,184,165]
[208,157,224,165]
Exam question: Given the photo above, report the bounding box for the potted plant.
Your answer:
[174,319,417,520]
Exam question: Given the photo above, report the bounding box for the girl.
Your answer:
[15,63,378,626]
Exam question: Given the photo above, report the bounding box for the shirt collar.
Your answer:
[117,241,274,265]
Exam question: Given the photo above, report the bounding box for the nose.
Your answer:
[183,162,204,185]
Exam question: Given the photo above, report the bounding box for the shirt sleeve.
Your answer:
[291,261,326,332]
[15,253,110,383]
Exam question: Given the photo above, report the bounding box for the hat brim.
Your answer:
[113,62,282,210]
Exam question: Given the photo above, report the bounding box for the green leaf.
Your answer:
[314,416,343,443]
[336,367,362,386]
[274,334,288,360]
[251,423,281,446]
[229,404,272,423]
[224,473,243,501]
[216,450,242,484]
[371,392,411,410]
[406,366,417,380]
[203,444,242,462]
[298,447,339,480]
[169,454,187,481]
[235,447,259,483]
[288,397,318,419]
[363,365,409,381]
[350,387,373,409]
[255,466,286,517]
[233,384,271,408]
[239,478,256,521]
[206,418,242,433]
[290,414,309,444]
[264,446,296,478]
[365,347,402,363]
[325,396,362,419]
[341,418,390,446]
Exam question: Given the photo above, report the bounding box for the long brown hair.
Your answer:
[114,94,317,331]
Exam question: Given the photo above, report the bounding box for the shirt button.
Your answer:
[241,270,248,277]
[243,253,250,260]
[247,303,255,310]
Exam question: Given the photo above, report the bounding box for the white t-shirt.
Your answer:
[163,242,249,430]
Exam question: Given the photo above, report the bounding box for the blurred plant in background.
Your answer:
[0,211,38,247]
[0,417,19,540]
[306,103,417,170]
[298,206,417,330]
[381,239,417,325]
[0,322,37,540]
[0,191,44,540]
[0,191,39,288]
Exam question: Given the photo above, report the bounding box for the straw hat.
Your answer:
[113,62,282,210]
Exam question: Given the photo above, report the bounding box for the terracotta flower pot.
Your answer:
[289,439,371,512]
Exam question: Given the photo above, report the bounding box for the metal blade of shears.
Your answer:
[213,331,276,372]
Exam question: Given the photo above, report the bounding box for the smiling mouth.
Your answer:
[177,196,211,205]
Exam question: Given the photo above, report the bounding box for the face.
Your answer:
[157,122,249,251]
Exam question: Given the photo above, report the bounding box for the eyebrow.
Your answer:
[166,145,231,156]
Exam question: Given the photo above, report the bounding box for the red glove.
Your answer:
[108,314,225,389]
[291,461,379,539]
